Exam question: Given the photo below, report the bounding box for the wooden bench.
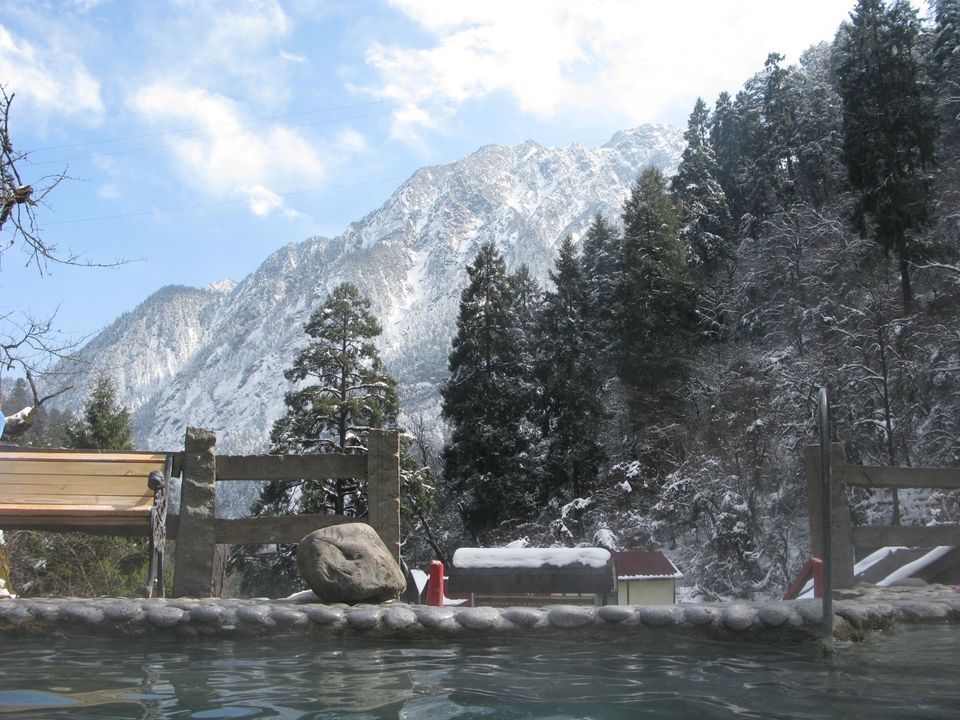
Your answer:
[0,450,173,597]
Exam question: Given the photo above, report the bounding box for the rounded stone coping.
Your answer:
[0,584,957,642]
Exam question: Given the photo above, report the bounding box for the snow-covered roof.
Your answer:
[797,545,957,598]
[452,547,611,569]
[611,551,683,581]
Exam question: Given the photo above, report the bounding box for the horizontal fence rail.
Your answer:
[171,427,400,597]
[806,442,960,590]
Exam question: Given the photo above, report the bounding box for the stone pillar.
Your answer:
[366,429,401,564]
[171,427,218,597]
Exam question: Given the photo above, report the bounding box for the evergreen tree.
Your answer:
[441,242,537,541]
[833,0,939,311]
[231,283,399,596]
[65,374,133,451]
[615,168,695,424]
[671,97,733,278]
[536,236,605,505]
[579,213,620,371]
[792,44,848,207]
[263,282,398,515]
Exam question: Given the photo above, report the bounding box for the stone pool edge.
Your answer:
[1,584,957,643]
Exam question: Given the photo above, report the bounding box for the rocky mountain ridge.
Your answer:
[55,124,685,453]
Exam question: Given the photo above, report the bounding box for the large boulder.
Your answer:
[297,523,406,604]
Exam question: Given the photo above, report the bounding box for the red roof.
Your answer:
[611,550,682,581]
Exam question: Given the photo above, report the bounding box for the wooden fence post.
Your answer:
[806,442,855,589]
[366,429,401,564]
[171,427,218,597]
[829,442,855,589]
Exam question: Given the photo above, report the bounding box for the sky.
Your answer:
[0,0,911,359]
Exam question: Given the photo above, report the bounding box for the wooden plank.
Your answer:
[215,514,355,544]
[846,465,960,490]
[0,490,152,506]
[0,516,150,534]
[0,451,167,463]
[0,478,152,495]
[215,453,366,481]
[852,524,960,546]
[0,504,152,516]
[0,459,165,478]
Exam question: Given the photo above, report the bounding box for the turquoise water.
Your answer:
[0,627,958,718]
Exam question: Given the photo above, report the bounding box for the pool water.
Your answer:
[0,627,958,719]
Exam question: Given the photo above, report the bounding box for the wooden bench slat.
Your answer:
[0,490,153,507]
[0,459,167,478]
[0,504,152,516]
[0,452,167,463]
[0,477,153,495]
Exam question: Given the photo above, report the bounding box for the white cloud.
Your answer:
[131,83,330,217]
[141,0,300,107]
[0,24,103,123]
[360,0,858,140]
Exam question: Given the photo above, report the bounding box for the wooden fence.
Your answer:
[805,442,960,588]
[169,427,401,597]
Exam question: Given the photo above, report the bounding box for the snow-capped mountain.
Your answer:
[57,125,685,453]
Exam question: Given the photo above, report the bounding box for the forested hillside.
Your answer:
[430,0,960,599]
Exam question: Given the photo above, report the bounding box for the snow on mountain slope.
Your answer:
[59,125,684,454]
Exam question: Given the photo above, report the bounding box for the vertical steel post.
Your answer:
[818,387,834,645]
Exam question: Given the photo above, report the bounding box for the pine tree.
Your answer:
[536,236,605,505]
[579,213,620,372]
[441,241,537,541]
[671,97,732,278]
[231,283,399,596]
[833,0,939,311]
[616,168,695,424]
[65,374,133,451]
[264,282,398,515]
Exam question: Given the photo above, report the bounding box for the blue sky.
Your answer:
[1,0,892,355]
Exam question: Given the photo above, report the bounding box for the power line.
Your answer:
[43,176,405,226]
[27,57,664,167]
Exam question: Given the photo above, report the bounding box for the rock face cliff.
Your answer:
[56,125,685,453]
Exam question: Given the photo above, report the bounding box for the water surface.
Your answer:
[1,627,957,718]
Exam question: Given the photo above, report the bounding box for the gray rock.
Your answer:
[757,604,793,628]
[147,606,185,628]
[502,607,545,627]
[383,606,417,630]
[639,606,679,628]
[306,606,345,626]
[297,523,406,604]
[547,606,596,629]
[597,605,636,624]
[415,606,457,629]
[103,602,145,623]
[189,604,222,623]
[62,604,104,625]
[683,605,720,626]
[237,605,274,625]
[346,607,382,629]
[455,607,500,630]
[722,604,758,631]
[271,608,307,626]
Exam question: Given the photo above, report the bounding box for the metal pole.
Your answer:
[818,386,834,646]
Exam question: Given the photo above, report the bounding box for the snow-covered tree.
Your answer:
[441,242,538,542]
[231,283,399,596]
[833,0,939,311]
[535,236,605,508]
